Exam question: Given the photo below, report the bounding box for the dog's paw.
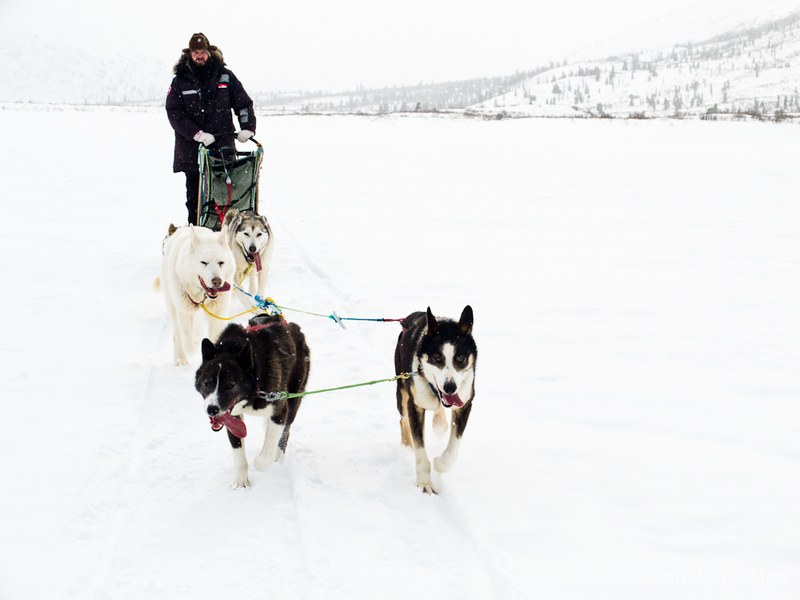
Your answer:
[434,452,456,473]
[231,476,251,490]
[254,453,276,472]
[416,474,439,494]
[174,356,188,367]
[418,482,439,495]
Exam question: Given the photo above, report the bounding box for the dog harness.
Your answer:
[244,319,286,333]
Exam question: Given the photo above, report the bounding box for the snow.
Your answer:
[1,105,799,599]
[470,11,800,118]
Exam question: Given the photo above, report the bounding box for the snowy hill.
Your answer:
[0,28,167,105]
[469,11,800,118]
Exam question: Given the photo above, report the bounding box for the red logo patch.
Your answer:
[218,83,228,89]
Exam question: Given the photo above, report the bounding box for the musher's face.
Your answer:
[191,49,209,65]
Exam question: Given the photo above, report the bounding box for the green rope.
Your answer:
[264,372,416,401]
[271,302,330,319]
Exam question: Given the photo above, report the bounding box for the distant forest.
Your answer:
[253,65,555,113]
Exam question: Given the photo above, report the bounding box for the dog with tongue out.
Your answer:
[394,306,477,494]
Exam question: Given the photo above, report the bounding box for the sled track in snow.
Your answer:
[435,490,513,599]
[270,208,351,303]
[83,317,171,599]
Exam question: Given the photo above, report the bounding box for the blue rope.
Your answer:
[232,285,402,329]
[335,316,402,323]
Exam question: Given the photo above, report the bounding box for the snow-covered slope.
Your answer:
[0,28,167,104]
[471,10,800,118]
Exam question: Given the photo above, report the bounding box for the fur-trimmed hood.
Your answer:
[173,46,225,75]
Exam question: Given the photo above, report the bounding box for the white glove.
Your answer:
[193,130,215,146]
[237,129,254,143]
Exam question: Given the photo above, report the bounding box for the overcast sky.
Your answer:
[3,0,797,91]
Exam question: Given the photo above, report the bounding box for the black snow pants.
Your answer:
[185,171,200,225]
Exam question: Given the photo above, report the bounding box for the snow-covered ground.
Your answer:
[0,105,799,599]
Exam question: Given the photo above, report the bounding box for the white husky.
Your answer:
[223,208,274,306]
[159,224,236,366]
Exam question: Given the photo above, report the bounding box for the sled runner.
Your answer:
[196,136,264,230]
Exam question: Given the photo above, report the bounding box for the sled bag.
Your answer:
[197,145,264,230]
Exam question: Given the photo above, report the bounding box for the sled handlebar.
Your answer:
[211,131,261,147]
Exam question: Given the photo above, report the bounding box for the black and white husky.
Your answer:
[195,314,310,489]
[395,306,477,494]
[223,208,274,303]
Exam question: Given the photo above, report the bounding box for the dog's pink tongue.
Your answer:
[200,277,231,294]
[443,394,464,408]
[251,252,262,272]
[210,413,247,438]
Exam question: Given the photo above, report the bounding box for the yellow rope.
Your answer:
[199,262,277,322]
[198,264,259,322]
[236,262,252,287]
[199,301,262,322]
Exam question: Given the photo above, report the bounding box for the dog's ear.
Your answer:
[259,214,270,228]
[223,208,239,226]
[201,338,216,361]
[426,307,439,333]
[458,305,474,335]
[189,224,198,247]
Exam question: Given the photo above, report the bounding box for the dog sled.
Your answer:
[196,135,264,231]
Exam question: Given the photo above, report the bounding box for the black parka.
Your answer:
[166,47,256,173]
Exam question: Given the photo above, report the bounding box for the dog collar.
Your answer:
[185,290,203,306]
[418,365,439,398]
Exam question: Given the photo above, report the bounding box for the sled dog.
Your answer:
[223,208,274,303]
[395,306,477,494]
[160,224,235,366]
[195,314,310,489]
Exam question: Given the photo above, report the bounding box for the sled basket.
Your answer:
[196,141,264,231]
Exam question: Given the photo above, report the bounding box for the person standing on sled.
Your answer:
[166,32,257,225]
